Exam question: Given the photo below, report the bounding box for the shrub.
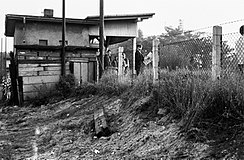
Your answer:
[56,74,76,97]
[73,83,98,97]
[97,69,130,96]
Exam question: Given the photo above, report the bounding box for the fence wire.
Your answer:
[159,36,212,79]
[221,32,244,78]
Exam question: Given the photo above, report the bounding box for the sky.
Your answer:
[1,0,244,52]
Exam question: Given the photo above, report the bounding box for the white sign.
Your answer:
[143,52,152,65]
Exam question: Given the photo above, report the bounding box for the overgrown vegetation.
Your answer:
[56,74,76,96]
[74,68,244,156]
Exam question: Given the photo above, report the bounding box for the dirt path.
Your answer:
[1,95,242,159]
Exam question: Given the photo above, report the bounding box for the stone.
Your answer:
[157,108,167,115]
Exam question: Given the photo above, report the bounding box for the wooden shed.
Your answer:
[5,10,154,104]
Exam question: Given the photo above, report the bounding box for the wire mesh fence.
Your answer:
[221,32,244,78]
[159,36,213,80]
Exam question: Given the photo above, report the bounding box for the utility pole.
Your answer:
[5,37,7,77]
[1,38,3,78]
[61,0,66,76]
[99,0,104,77]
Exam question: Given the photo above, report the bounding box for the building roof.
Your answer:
[5,13,155,37]
[5,14,98,37]
[86,13,155,21]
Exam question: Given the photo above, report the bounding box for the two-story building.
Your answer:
[5,9,154,103]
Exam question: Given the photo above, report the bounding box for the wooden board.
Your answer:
[73,63,81,85]
[88,62,95,82]
[23,82,56,93]
[19,64,39,68]
[81,62,88,83]
[38,70,61,76]
[22,75,60,85]
[19,71,38,77]
[19,67,44,72]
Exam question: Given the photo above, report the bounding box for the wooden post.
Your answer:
[9,51,19,105]
[96,50,100,83]
[1,38,3,79]
[152,39,159,83]
[132,37,136,77]
[212,26,222,81]
[99,0,105,77]
[4,37,7,77]
[118,47,124,82]
[61,0,66,76]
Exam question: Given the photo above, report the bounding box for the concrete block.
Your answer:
[94,107,109,136]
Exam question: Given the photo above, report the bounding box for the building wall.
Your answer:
[89,21,137,37]
[14,21,90,46]
[17,48,97,101]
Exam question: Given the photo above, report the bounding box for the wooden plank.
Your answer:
[81,54,96,58]
[17,51,37,57]
[19,67,44,72]
[19,71,38,77]
[40,63,61,67]
[19,64,39,68]
[25,56,46,60]
[81,62,88,83]
[22,75,60,84]
[18,56,26,60]
[44,66,61,71]
[89,58,97,62]
[39,70,61,76]
[38,51,60,57]
[69,58,89,63]
[74,63,81,85]
[18,60,61,64]
[47,57,61,60]
[88,62,95,82]
[43,63,69,71]
[23,82,56,93]
[66,52,81,58]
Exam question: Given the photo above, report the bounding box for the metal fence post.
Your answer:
[212,26,222,81]
[153,39,159,83]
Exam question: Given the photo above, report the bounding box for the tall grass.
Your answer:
[156,69,244,131]
[74,68,244,132]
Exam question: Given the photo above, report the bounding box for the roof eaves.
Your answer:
[86,13,155,21]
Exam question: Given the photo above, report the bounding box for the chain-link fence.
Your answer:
[159,36,212,80]
[222,32,243,78]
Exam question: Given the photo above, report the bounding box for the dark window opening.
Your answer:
[39,39,48,46]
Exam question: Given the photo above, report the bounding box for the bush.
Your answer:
[97,69,130,96]
[56,74,76,97]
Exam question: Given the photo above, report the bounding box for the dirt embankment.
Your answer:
[0,94,243,159]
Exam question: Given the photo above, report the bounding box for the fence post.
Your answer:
[153,39,159,83]
[96,50,100,83]
[132,38,137,78]
[212,26,222,81]
[118,47,124,82]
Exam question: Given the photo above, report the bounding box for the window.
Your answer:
[59,40,68,45]
[39,39,48,46]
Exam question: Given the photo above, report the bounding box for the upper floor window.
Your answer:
[39,39,48,46]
